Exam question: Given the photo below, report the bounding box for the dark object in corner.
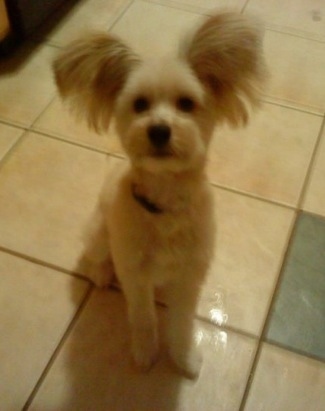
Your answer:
[0,0,66,55]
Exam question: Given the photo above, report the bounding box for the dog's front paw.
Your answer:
[132,328,159,371]
[169,344,203,380]
[132,343,158,371]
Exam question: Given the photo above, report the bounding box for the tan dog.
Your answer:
[53,12,266,378]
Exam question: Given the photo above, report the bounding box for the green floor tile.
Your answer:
[266,213,325,360]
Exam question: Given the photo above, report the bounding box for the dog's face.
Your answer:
[114,59,216,172]
[53,13,267,174]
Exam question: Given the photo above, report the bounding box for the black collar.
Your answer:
[132,185,163,214]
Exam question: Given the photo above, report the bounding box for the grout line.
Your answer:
[108,0,136,32]
[261,98,325,118]
[265,338,325,365]
[29,126,296,213]
[28,94,58,130]
[196,314,258,341]
[297,116,325,210]
[265,26,325,44]
[0,126,31,167]
[3,234,261,345]
[210,181,297,211]
[300,209,325,221]
[3,118,298,214]
[0,129,30,172]
[10,118,299,213]
[30,126,119,156]
[31,0,87,47]
[241,0,325,44]
[0,118,29,131]
[3,242,261,345]
[32,128,126,162]
[241,0,251,13]
[5,117,298,213]
[22,284,94,410]
[0,245,90,283]
[238,209,300,411]
[140,0,208,17]
[1,3,323,408]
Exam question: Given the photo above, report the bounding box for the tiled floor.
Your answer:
[0,1,324,410]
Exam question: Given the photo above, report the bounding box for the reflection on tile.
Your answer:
[0,132,119,272]
[30,290,256,411]
[266,213,325,360]
[0,124,24,161]
[245,0,325,41]
[198,188,294,336]
[112,0,200,57]
[263,30,325,113]
[0,44,56,126]
[303,129,325,217]
[47,0,132,46]
[245,343,325,411]
[0,251,88,411]
[33,97,123,155]
[208,104,322,205]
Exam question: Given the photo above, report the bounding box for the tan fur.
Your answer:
[53,34,140,132]
[53,12,267,378]
[181,12,267,126]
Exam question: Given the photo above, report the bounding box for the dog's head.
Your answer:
[53,12,267,173]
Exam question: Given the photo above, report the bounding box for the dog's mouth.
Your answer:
[150,148,173,158]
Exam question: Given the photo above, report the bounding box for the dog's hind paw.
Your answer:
[87,260,114,288]
[133,346,158,372]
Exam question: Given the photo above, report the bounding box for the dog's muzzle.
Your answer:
[148,124,171,149]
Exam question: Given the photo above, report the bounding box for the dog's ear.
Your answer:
[53,34,140,133]
[181,12,267,126]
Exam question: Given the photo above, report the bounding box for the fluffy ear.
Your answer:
[53,34,140,133]
[181,12,267,126]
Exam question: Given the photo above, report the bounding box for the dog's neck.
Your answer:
[132,183,164,214]
[131,166,206,214]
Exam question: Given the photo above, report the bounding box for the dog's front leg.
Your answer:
[118,275,159,371]
[165,280,203,379]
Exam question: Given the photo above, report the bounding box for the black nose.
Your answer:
[148,124,171,148]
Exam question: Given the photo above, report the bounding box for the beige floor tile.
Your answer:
[30,289,256,411]
[147,0,245,14]
[208,104,322,205]
[0,132,120,272]
[263,30,325,114]
[245,0,325,41]
[198,188,294,336]
[111,0,200,57]
[0,44,57,127]
[0,123,24,161]
[303,127,325,217]
[33,97,123,155]
[46,0,132,46]
[0,251,88,411]
[244,343,325,411]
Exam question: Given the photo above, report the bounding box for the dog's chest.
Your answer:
[142,211,211,285]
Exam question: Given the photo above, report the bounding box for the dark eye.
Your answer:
[177,97,195,112]
[133,97,150,113]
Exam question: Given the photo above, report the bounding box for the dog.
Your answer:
[53,12,266,379]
